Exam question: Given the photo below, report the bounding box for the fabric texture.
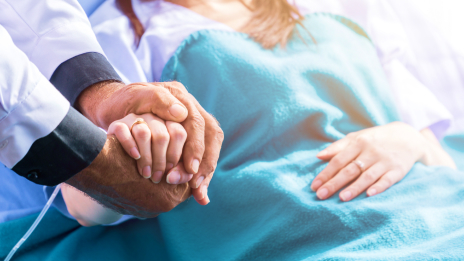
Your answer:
[89,0,452,136]
[3,14,464,260]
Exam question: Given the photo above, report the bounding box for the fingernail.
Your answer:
[317,151,327,157]
[311,180,322,191]
[200,184,208,200]
[204,194,210,204]
[191,159,200,173]
[166,163,174,171]
[367,188,377,197]
[195,176,205,189]
[142,166,151,179]
[341,191,352,201]
[166,171,181,184]
[130,147,141,159]
[187,174,194,181]
[317,188,328,199]
[153,171,163,184]
[169,103,187,118]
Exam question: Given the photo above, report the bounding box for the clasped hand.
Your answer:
[68,81,224,218]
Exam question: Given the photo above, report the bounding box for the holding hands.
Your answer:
[311,122,456,202]
[68,81,223,218]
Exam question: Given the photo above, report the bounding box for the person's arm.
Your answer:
[0,25,105,186]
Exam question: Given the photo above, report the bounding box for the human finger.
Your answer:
[367,169,403,197]
[165,121,187,172]
[316,135,352,160]
[158,82,206,175]
[188,105,224,190]
[128,83,189,123]
[145,117,170,184]
[131,122,153,179]
[192,173,212,205]
[316,161,364,200]
[311,141,362,191]
[339,162,388,201]
[166,162,194,185]
[108,120,141,160]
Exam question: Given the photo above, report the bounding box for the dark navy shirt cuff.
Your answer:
[50,52,122,106]
[12,106,106,186]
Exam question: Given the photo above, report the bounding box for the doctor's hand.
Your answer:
[310,122,456,202]
[66,135,192,218]
[76,81,224,205]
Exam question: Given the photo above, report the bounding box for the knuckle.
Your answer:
[191,113,206,130]
[331,156,344,167]
[342,164,360,178]
[214,126,225,143]
[355,135,371,145]
[153,130,170,145]
[134,126,151,140]
[202,161,217,175]
[363,171,377,182]
[169,124,187,140]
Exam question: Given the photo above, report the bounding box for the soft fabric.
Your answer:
[89,0,452,136]
[2,14,464,260]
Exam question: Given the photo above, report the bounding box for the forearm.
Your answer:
[420,128,456,169]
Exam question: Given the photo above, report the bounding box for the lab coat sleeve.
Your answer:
[0,25,106,186]
[0,0,122,105]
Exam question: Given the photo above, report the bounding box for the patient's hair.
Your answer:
[116,0,307,49]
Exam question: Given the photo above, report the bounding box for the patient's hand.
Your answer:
[108,113,192,185]
[310,122,456,202]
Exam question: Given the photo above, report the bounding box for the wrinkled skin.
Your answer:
[67,135,191,218]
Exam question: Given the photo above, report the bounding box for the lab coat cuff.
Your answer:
[12,106,107,186]
[50,52,122,106]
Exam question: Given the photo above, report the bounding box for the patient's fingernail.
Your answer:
[153,171,163,184]
[317,188,328,199]
[367,188,377,197]
[191,159,200,173]
[311,180,322,191]
[341,191,352,201]
[130,147,141,159]
[196,176,205,189]
[187,174,194,181]
[201,185,208,199]
[167,171,181,184]
[169,103,187,118]
[142,166,151,179]
[204,194,210,204]
[317,150,327,157]
[166,163,174,171]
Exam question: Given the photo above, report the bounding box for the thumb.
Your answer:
[133,83,188,122]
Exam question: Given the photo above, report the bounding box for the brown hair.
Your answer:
[116,0,308,48]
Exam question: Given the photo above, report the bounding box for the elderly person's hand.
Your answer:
[75,81,223,213]
[67,135,191,218]
[311,122,456,202]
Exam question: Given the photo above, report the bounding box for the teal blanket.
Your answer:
[3,14,464,260]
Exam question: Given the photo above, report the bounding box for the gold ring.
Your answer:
[130,118,148,132]
[352,160,365,172]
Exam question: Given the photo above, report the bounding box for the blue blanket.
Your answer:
[2,14,464,260]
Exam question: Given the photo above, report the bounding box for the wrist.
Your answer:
[75,80,126,129]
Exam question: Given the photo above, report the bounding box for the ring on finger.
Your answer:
[130,118,148,132]
[352,160,366,172]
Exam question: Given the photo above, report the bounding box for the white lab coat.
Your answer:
[0,0,106,168]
